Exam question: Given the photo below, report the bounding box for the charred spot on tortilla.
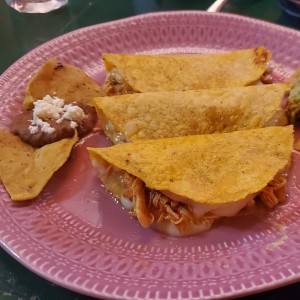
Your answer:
[23,58,106,109]
[88,126,293,237]
[94,84,289,144]
[102,46,272,95]
[54,62,64,70]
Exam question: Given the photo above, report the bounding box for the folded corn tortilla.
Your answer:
[88,126,293,236]
[103,46,271,94]
[94,83,289,144]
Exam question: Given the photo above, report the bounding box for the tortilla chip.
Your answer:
[103,46,271,92]
[88,126,293,205]
[0,129,78,201]
[23,58,106,109]
[94,83,289,142]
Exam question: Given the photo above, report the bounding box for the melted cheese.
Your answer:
[162,190,255,217]
[103,119,129,144]
[152,220,213,237]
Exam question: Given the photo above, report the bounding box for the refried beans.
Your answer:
[11,102,97,147]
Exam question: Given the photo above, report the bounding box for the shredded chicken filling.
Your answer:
[103,68,138,96]
[122,174,220,229]
[93,158,288,233]
[259,174,287,209]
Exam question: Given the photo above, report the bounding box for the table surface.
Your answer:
[1,0,300,299]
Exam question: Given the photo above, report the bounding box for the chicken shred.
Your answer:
[104,70,138,96]
[149,190,191,224]
[131,178,154,228]
[110,166,287,232]
[122,172,136,199]
[259,174,287,209]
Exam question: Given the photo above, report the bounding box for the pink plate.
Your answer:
[1,11,300,300]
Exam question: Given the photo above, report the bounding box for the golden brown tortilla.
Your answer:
[103,46,271,93]
[0,129,78,201]
[88,126,293,205]
[23,58,106,109]
[94,83,289,142]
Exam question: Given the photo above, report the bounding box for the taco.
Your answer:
[103,46,271,95]
[88,126,293,236]
[94,83,289,144]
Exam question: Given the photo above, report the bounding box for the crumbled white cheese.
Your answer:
[57,104,85,124]
[70,121,77,129]
[29,95,86,135]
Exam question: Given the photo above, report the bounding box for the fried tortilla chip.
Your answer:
[0,129,78,201]
[103,46,271,94]
[94,84,289,143]
[23,58,106,109]
[88,126,293,205]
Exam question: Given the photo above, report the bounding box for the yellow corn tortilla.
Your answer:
[103,46,271,93]
[88,126,293,205]
[0,129,78,201]
[23,58,106,109]
[94,83,289,142]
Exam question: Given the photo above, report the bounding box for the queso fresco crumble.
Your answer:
[29,95,86,135]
